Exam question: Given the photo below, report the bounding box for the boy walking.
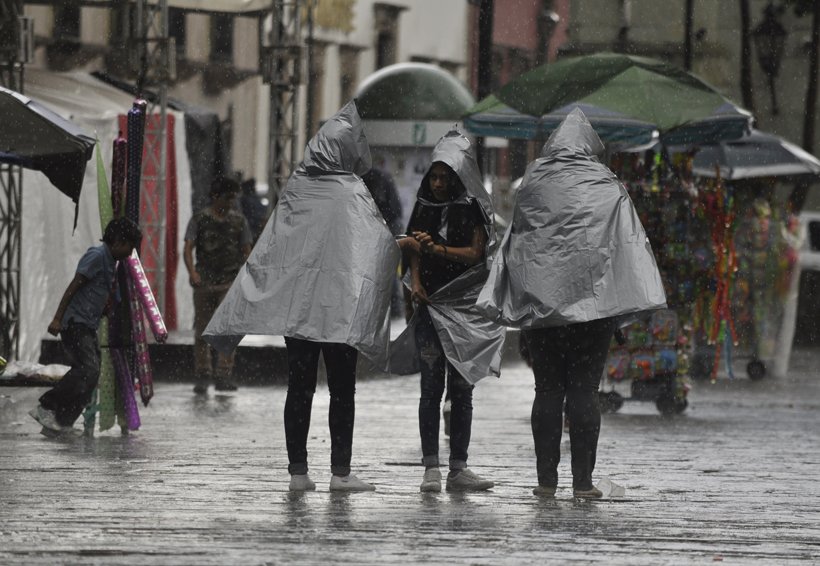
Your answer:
[30,217,142,435]
[184,177,252,393]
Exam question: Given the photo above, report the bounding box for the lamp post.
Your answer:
[753,2,787,115]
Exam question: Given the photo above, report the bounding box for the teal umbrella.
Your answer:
[474,52,752,146]
[465,95,659,146]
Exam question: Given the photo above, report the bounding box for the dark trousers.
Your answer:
[40,323,101,427]
[415,307,474,470]
[284,337,358,476]
[193,285,234,380]
[525,318,615,490]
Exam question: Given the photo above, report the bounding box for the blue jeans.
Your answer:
[39,322,101,427]
[415,306,474,470]
[284,338,358,477]
[524,318,615,490]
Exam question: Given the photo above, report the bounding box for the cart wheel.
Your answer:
[747,360,766,381]
[599,391,624,414]
[656,395,688,415]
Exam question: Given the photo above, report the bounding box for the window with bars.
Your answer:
[54,2,80,41]
[169,8,186,57]
[339,45,360,106]
[373,4,404,69]
[209,14,233,64]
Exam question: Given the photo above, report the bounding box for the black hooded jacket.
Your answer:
[407,170,485,294]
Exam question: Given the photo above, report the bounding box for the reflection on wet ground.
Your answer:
[1,349,820,564]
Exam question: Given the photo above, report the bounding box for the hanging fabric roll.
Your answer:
[125,252,168,343]
[126,100,147,223]
[111,135,128,218]
[110,347,141,431]
[126,269,154,406]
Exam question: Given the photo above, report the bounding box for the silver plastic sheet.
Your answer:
[389,130,506,384]
[389,266,506,384]
[204,101,400,366]
[477,108,667,329]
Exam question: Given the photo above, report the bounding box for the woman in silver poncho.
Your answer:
[401,131,500,493]
[478,109,666,498]
[204,101,400,492]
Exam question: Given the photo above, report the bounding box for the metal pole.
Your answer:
[265,0,304,210]
[0,0,24,358]
[475,0,494,174]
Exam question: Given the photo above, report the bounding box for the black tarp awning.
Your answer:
[0,85,95,203]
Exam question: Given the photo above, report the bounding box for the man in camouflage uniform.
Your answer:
[184,178,253,393]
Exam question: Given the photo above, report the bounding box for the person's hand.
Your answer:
[397,236,421,255]
[189,270,202,287]
[411,281,430,305]
[412,231,435,252]
[47,318,61,336]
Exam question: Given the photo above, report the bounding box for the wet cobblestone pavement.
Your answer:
[1,349,819,565]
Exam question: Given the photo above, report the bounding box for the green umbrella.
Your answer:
[494,52,751,137]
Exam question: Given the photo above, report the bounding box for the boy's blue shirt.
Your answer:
[62,243,116,330]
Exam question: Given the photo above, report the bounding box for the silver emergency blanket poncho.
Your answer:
[476,108,667,328]
[389,130,506,384]
[203,101,400,366]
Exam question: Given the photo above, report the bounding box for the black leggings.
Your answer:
[283,338,358,476]
[525,318,614,490]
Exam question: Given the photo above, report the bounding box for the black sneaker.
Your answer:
[214,379,238,392]
[193,382,209,394]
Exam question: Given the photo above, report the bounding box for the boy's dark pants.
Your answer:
[39,323,101,427]
[524,318,614,491]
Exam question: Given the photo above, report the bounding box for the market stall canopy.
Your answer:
[482,52,752,146]
[355,63,475,121]
[355,63,476,147]
[691,129,820,181]
[0,85,95,203]
[465,96,657,146]
[465,96,750,147]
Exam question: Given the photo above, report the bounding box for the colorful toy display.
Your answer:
[609,148,800,389]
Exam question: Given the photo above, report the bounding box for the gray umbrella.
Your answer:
[0,85,95,202]
[691,129,820,181]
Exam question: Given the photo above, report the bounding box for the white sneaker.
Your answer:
[288,474,316,492]
[28,405,64,432]
[420,467,442,493]
[446,468,494,492]
[329,473,376,492]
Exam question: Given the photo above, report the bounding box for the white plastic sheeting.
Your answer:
[17,69,193,362]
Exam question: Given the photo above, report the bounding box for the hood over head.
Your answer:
[299,99,372,176]
[476,107,666,329]
[540,107,605,160]
[421,130,496,249]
